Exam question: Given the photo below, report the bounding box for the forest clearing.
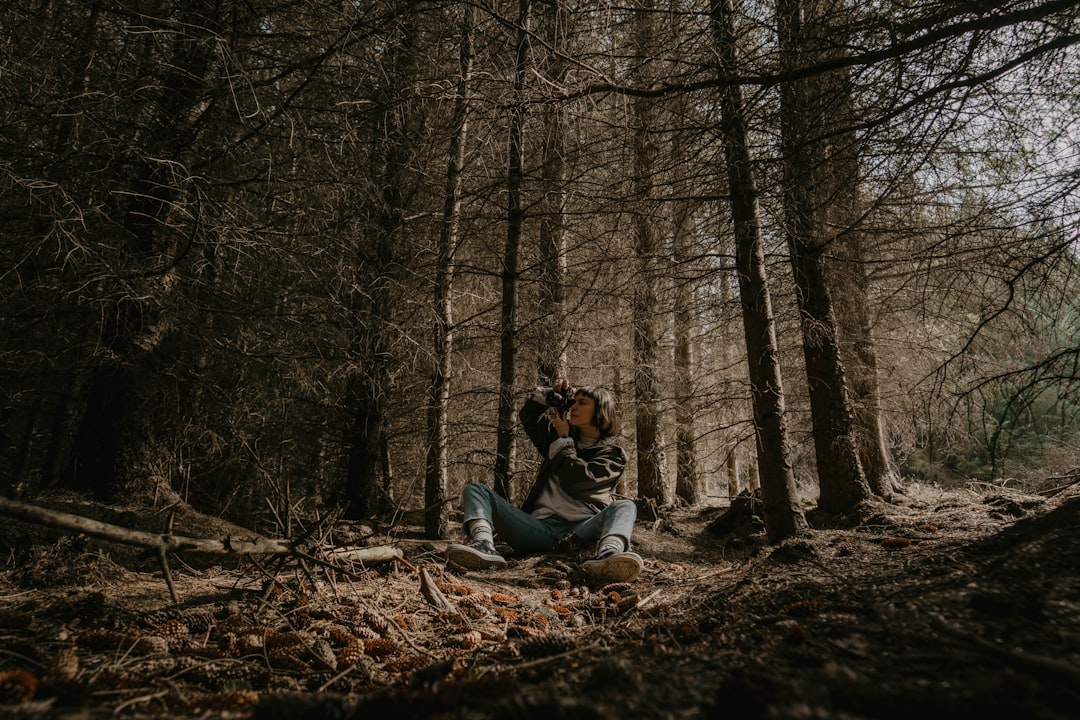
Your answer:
[2,477,1078,719]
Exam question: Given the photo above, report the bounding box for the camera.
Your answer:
[546,387,576,413]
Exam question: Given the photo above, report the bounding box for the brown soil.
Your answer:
[1,480,1078,719]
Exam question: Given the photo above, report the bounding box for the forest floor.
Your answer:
[1,477,1079,720]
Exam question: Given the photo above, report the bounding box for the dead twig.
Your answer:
[420,566,460,614]
[111,689,168,716]
[631,589,663,612]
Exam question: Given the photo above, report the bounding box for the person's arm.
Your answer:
[519,386,559,454]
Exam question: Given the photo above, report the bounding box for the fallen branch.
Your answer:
[327,545,405,564]
[0,495,296,555]
[0,496,404,564]
[0,495,405,605]
[419,566,460,614]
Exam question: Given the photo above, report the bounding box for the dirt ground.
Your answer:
[1,479,1078,719]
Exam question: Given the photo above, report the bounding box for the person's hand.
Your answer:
[549,379,572,436]
[551,408,570,438]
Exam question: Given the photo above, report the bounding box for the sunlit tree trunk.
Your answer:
[425,5,476,539]
[711,0,806,541]
[821,41,898,499]
[494,0,531,501]
[726,451,740,500]
[832,227,898,498]
[672,162,702,505]
[777,0,871,514]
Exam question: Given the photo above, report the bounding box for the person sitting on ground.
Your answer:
[445,380,643,583]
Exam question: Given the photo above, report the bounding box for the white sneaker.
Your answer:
[582,550,644,582]
[445,539,508,570]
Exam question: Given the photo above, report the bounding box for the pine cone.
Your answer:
[0,669,37,703]
[517,631,577,659]
[189,660,269,689]
[599,582,633,596]
[354,610,391,637]
[77,628,131,651]
[362,638,399,659]
[336,638,365,668]
[158,618,189,638]
[181,609,217,633]
[489,592,521,606]
[131,635,170,656]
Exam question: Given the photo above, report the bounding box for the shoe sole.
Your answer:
[445,546,507,570]
[583,555,643,582]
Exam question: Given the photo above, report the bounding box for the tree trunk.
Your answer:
[345,7,422,520]
[425,5,475,539]
[819,39,897,499]
[673,184,702,505]
[66,3,216,499]
[494,0,532,501]
[631,0,668,506]
[832,230,898,498]
[711,0,806,541]
[536,0,569,385]
[777,0,871,514]
[726,450,740,500]
[345,374,385,520]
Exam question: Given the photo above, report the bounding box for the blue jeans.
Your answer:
[460,482,637,554]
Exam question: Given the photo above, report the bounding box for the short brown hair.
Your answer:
[575,386,620,439]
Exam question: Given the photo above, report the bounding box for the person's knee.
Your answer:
[611,498,637,517]
[462,482,490,501]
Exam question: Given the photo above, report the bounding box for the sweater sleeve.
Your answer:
[548,442,627,498]
[519,388,558,454]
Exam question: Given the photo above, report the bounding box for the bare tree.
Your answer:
[776,0,871,514]
[426,4,477,539]
[630,0,669,508]
[670,104,703,506]
[711,0,807,540]
[803,3,898,500]
[343,5,427,520]
[831,221,898,498]
[35,2,221,499]
[536,0,570,385]
[673,211,703,506]
[494,0,533,501]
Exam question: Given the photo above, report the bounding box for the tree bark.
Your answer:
[0,496,404,563]
[536,0,569,385]
[819,35,898,499]
[832,230,898,498]
[631,0,669,506]
[673,161,702,505]
[344,4,423,520]
[426,5,476,539]
[64,3,218,499]
[711,0,807,541]
[0,495,294,556]
[777,0,872,514]
[494,0,532,501]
